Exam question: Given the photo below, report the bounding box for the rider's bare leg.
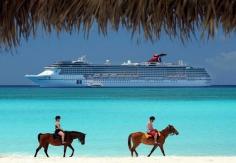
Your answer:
[58,131,66,144]
[154,133,158,144]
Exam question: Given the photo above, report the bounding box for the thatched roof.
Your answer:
[1,0,236,49]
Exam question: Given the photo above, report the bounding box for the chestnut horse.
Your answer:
[128,125,179,157]
[34,131,86,157]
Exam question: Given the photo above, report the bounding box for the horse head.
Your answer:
[78,132,86,145]
[167,125,179,135]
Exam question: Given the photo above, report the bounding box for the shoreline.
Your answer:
[0,156,236,163]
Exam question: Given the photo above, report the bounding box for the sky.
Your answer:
[0,26,236,85]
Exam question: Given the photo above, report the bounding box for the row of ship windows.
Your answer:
[53,76,209,80]
[60,71,207,74]
[56,66,204,70]
[59,68,198,71]
[87,78,210,80]
[60,76,210,79]
[75,79,209,83]
[58,66,203,69]
[87,75,210,78]
[56,65,193,68]
[60,69,205,72]
[60,73,209,77]
[60,71,208,75]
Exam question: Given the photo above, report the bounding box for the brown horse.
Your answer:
[34,131,86,157]
[128,125,179,157]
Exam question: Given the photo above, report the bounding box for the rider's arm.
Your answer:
[59,124,64,131]
[56,122,63,130]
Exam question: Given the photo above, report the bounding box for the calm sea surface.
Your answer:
[0,87,236,156]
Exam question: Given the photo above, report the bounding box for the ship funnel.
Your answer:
[148,53,167,63]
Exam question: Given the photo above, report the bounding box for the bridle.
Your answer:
[168,126,176,136]
[78,134,85,144]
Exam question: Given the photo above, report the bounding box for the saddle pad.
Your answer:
[145,133,153,139]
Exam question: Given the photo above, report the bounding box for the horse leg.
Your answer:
[131,149,134,157]
[160,145,166,156]
[134,149,139,157]
[130,145,134,157]
[63,145,67,157]
[44,144,49,157]
[68,144,74,157]
[147,145,158,157]
[34,145,42,157]
[131,143,140,157]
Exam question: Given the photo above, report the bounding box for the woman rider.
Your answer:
[147,116,161,144]
[55,116,66,144]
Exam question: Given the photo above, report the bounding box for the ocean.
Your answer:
[0,87,236,157]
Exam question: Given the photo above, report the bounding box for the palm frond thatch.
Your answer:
[0,0,236,49]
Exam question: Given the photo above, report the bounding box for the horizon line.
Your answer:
[0,85,236,87]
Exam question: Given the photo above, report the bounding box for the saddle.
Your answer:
[53,133,61,140]
[52,132,67,141]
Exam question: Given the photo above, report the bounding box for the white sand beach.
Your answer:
[0,156,236,163]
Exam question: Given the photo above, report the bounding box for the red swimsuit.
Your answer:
[147,122,158,137]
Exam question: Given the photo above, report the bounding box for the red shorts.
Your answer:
[148,130,158,137]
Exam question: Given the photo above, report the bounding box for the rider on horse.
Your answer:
[147,116,161,144]
[55,116,66,144]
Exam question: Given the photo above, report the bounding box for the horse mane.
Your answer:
[160,125,176,137]
[160,125,171,134]
[65,131,86,136]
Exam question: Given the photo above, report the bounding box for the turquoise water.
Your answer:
[0,87,236,156]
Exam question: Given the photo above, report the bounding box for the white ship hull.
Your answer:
[26,76,210,87]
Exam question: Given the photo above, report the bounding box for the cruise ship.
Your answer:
[25,54,211,87]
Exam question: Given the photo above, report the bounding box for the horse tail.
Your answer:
[128,133,133,151]
[38,133,42,142]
